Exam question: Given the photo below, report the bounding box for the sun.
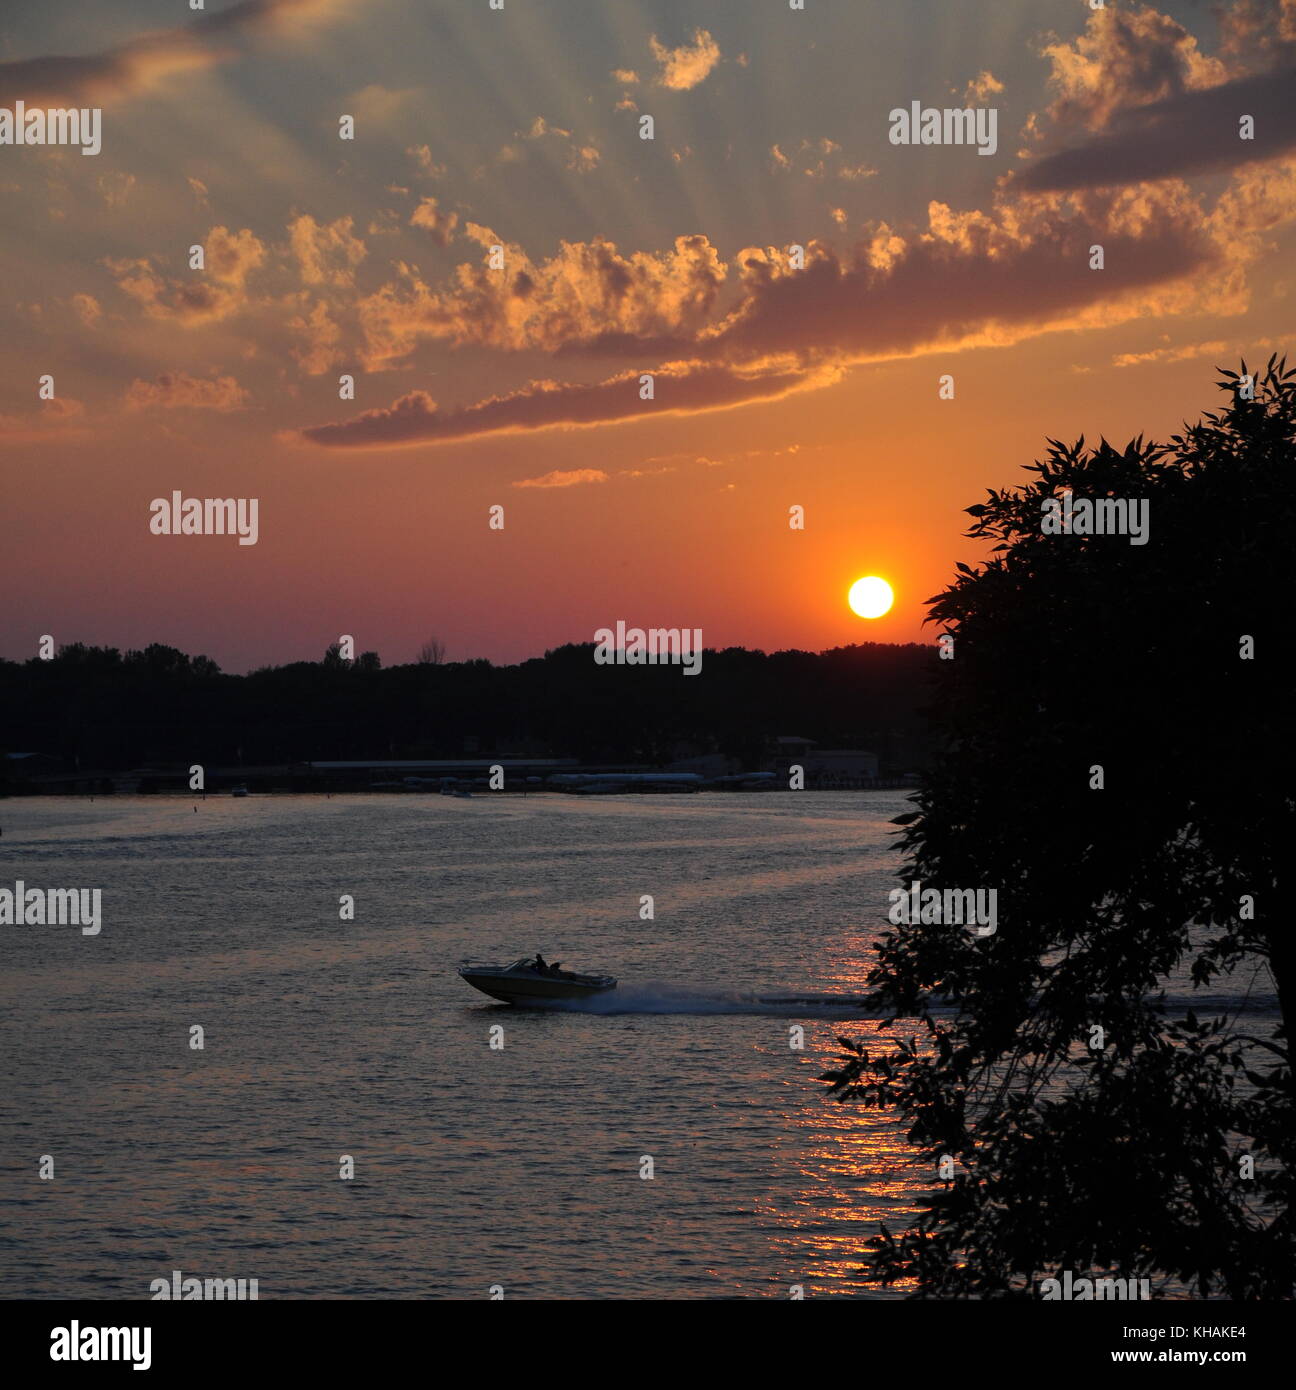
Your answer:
[848,575,894,619]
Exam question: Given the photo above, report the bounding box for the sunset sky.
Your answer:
[3,0,1294,671]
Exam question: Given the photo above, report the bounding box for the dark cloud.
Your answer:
[292,359,836,449]
[1016,66,1296,192]
[0,0,342,106]
[704,188,1222,364]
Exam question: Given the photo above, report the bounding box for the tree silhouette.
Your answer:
[0,639,935,776]
[824,358,1295,1298]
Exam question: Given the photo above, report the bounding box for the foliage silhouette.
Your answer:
[823,358,1295,1299]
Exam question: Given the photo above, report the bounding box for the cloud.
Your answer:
[408,197,459,247]
[1111,339,1226,367]
[0,0,346,106]
[289,300,344,375]
[367,208,403,236]
[649,30,722,91]
[345,83,424,130]
[355,230,728,365]
[97,173,136,208]
[1035,4,1228,133]
[964,71,1004,104]
[106,225,267,324]
[1014,3,1296,191]
[0,397,88,443]
[288,214,367,286]
[514,117,601,173]
[406,145,446,178]
[106,223,268,323]
[1217,0,1296,65]
[513,469,608,489]
[205,226,266,286]
[291,357,839,450]
[294,146,1296,448]
[524,116,570,140]
[124,371,251,411]
[703,183,1235,367]
[1014,66,1296,192]
[70,293,101,327]
[620,464,676,478]
[769,138,873,181]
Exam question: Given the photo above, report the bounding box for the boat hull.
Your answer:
[458,968,616,1004]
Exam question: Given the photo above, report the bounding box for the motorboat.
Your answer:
[457,956,617,1004]
[231,785,249,798]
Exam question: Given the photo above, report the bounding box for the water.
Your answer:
[0,791,934,1299]
[0,792,1270,1299]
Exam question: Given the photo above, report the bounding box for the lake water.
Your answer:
[0,791,933,1299]
[0,791,1269,1300]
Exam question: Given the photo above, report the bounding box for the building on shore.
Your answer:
[769,737,882,787]
[804,748,881,781]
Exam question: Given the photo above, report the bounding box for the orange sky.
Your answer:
[3,0,1294,668]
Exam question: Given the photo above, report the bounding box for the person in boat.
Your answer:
[532,953,548,973]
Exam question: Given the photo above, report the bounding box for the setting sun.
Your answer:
[848,576,894,620]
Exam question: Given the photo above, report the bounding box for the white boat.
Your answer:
[457,956,617,1004]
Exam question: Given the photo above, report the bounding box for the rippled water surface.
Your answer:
[0,792,931,1299]
[0,791,1267,1300]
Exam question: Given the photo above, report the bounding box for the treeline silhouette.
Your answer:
[0,640,936,775]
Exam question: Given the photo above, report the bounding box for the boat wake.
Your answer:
[464,978,1279,1022]
[505,979,884,1018]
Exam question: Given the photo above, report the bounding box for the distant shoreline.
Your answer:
[1,781,920,799]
